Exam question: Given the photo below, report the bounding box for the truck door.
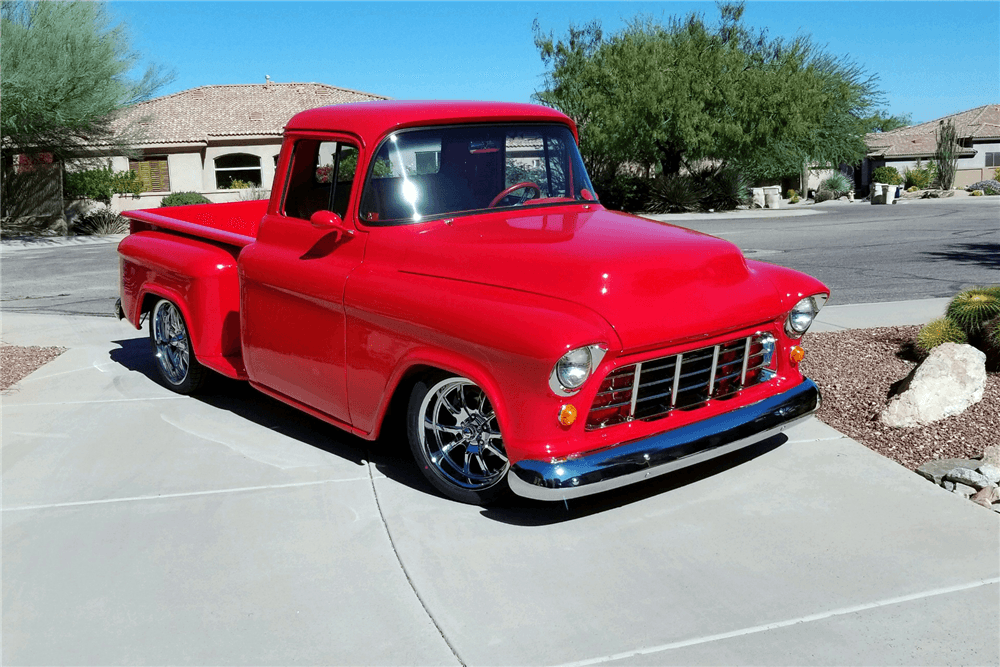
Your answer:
[239,133,366,426]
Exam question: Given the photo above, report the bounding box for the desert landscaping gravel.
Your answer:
[1,343,66,391]
[801,325,998,470]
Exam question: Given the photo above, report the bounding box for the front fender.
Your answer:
[345,266,622,458]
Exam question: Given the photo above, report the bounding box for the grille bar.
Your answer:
[586,332,778,429]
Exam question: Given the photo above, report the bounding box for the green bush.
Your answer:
[786,189,797,199]
[159,191,211,207]
[916,317,967,353]
[820,173,851,195]
[64,166,144,203]
[871,166,903,185]
[701,167,750,211]
[814,189,836,203]
[595,174,652,212]
[789,195,800,204]
[646,174,705,213]
[971,189,984,196]
[903,165,933,190]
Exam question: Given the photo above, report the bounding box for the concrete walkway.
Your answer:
[2,302,997,665]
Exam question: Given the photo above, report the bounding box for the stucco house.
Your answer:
[862,104,1000,189]
[79,82,388,210]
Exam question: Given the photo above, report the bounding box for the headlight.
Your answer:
[785,294,827,337]
[549,345,607,396]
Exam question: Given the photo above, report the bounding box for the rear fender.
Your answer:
[118,231,242,361]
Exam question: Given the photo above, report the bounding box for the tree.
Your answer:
[1,0,171,161]
[860,110,912,134]
[533,2,885,183]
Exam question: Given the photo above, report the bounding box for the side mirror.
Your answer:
[309,210,353,242]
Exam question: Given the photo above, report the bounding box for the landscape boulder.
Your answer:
[880,343,986,427]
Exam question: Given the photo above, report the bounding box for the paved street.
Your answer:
[1,197,998,319]
[650,197,1000,305]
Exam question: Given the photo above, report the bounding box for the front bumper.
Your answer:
[507,378,820,501]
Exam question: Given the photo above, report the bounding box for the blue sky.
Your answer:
[110,1,999,125]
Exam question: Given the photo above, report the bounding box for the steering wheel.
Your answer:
[488,182,542,208]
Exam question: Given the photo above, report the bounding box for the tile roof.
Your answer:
[108,83,389,146]
[865,104,999,159]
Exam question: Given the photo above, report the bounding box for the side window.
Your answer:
[282,140,359,220]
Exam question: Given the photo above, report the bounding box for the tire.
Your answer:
[407,374,511,505]
[149,298,207,394]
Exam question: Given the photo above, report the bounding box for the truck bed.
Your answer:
[121,200,268,248]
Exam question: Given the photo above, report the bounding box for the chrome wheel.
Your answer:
[152,299,192,386]
[417,377,509,491]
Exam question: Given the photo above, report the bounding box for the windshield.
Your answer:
[358,124,597,224]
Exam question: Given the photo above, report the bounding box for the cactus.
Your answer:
[945,288,1000,334]
[916,317,967,353]
[982,315,1000,371]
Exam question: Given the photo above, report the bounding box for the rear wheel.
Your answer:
[149,298,207,394]
[407,374,510,504]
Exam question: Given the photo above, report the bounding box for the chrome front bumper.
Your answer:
[507,379,820,501]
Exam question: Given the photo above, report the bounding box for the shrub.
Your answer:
[916,317,967,353]
[814,189,836,203]
[786,189,797,199]
[946,287,1000,334]
[820,173,851,195]
[596,174,652,212]
[870,166,903,185]
[971,190,984,196]
[789,195,800,204]
[159,191,211,207]
[646,174,705,213]
[64,166,144,203]
[701,167,750,211]
[75,208,129,235]
[903,164,933,190]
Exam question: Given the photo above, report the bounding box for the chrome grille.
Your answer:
[587,332,776,430]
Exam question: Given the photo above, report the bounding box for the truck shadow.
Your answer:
[109,336,790,517]
[478,435,788,525]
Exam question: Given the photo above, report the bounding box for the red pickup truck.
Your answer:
[118,100,828,504]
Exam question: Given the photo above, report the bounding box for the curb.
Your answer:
[0,234,126,253]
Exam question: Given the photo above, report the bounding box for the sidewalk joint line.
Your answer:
[2,478,369,512]
[554,577,1000,667]
[366,457,466,667]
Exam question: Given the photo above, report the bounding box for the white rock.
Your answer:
[982,445,1000,467]
[977,463,1000,485]
[952,482,976,498]
[880,343,986,427]
[944,468,991,490]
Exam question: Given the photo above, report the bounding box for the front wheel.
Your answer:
[407,374,511,504]
[149,298,207,394]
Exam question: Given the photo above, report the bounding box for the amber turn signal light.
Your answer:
[790,346,805,364]
[558,404,578,426]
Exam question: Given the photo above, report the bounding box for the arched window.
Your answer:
[214,153,262,189]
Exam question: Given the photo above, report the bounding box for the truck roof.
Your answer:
[284,100,578,143]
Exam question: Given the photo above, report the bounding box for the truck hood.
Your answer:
[400,206,783,351]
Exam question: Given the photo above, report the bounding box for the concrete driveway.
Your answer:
[2,312,998,665]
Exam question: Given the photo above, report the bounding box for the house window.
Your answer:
[129,157,170,192]
[985,152,999,168]
[214,153,262,189]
